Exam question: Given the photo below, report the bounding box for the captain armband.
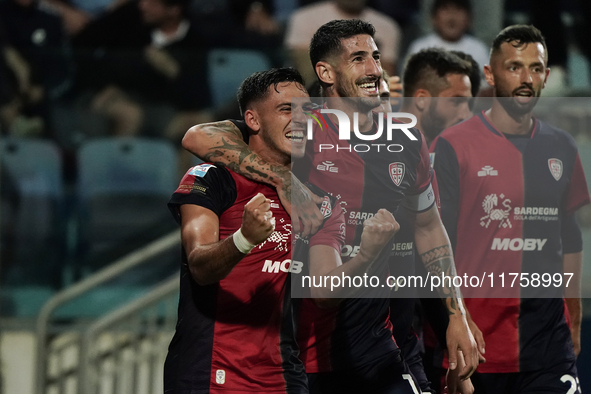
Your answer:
[403,183,435,212]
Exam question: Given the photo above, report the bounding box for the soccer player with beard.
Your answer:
[401,48,473,146]
[182,20,479,393]
[165,67,399,393]
[390,47,481,394]
[431,25,589,394]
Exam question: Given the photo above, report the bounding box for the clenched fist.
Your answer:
[241,193,276,245]
[358,209,399,262]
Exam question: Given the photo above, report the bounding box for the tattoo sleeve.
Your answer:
[192,121,290,188]
[420,245,464,316]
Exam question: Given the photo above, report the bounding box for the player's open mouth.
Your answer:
[514,89,534,103]
[358,80,379,95]
[287,130,305,142]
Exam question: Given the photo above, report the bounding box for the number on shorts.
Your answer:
[560,374,580,394]
[402,374,420,394]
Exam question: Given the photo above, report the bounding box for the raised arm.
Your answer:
[180,193,274,285]
[309,209,399,307]
[182,121,323,237]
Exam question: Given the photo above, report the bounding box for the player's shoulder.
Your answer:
[176,163,231,192]
[438,114,483,142]
[185,163,227,179]
[535,118,578,149]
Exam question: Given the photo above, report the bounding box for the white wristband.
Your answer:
[233,228,256,254]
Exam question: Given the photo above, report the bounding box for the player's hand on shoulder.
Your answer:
[241,193,276,245]
[359,209,399,261]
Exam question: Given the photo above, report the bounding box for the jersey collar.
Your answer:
[478,110,538,140]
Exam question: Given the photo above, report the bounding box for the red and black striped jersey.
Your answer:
[165,163,343,393]
[293,109,435,373]
[431,111,590,373]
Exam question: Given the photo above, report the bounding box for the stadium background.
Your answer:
[1,0,591,392]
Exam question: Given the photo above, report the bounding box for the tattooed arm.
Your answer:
[182,121,324,237]
[411,203,479,380]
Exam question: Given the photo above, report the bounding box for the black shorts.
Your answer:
[471,360,580,394]
[308,351,421,394]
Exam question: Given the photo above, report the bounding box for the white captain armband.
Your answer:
[403,183,435,212]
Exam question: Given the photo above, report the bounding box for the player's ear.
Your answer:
[484,64,494,88]
[316,61,334,87]
[543,67,550,88]
[244,109,260,133]
[413,89,431,111]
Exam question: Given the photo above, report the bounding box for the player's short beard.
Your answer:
[496,82,540,118]
[422,100,446,143]
[334,72,381,112]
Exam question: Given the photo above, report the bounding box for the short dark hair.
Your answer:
[237,67,305,115]
[309,19,376,70]
[491,25,547,60]
[431,0,472,16]
[449,50,481,97]
[403,48,472,97]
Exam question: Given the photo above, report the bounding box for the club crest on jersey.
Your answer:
[548,158,563,181]
[320,196,332,218]
[389,162,405,186]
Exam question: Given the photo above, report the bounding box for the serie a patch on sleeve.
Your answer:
[189,164,216,177]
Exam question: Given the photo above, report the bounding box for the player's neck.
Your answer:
[249,140,290,168]
[325,97,375,134]
[486,100,534,136]
[401,101,431,144]
[401,102,424,130]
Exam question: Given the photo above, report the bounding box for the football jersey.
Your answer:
[165,163,344,393]
[431,111,590,373]
[293,109,435,373]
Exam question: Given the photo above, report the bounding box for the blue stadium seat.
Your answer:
[0,138,65,288]
[76,137,180,278]
[208,49,271,107]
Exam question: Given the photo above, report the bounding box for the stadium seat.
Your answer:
[208,49,271,107]
[0,137,65,289]
[76,137,180,279]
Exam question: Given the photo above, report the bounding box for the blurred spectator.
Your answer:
[405,0,489,75]
[528,0,591,94]
[0,164,19,282]
[0,0,74,137]
[285,0,401,84]
[368,0,420,28]
[41,0,129,36]
[231,0,280,36]
[73,0,212,140]
[189,0,284,56]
